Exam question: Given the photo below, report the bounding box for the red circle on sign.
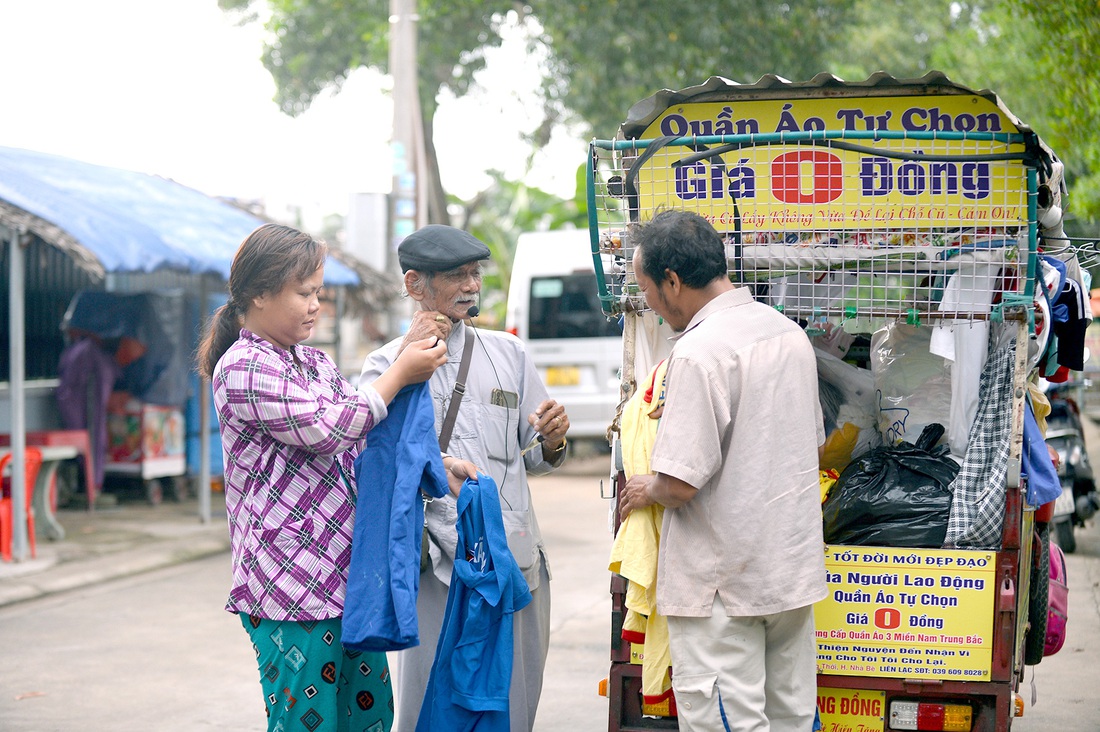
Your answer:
[875,607,902,629]
[771,150,843,204]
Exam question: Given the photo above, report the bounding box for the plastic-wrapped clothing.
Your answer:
[815,348,880,472]
[929,263,999,456]
[343,383,449,652]
[872,323,952,447]
[416,474,531,732]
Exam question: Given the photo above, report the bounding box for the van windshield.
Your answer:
[528,273,620,339]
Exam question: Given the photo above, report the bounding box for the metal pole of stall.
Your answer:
[4,225,29,561]
[334,287,345,372]
[198,279,211,525]
[199,381,211,525]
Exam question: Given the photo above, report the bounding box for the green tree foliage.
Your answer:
[221,0,1098,237]
[218,0,519,223]
[835,0,1100,229]
[218,0,858,205]
[1012,0,1100,225]
[454,165,588,323]
[535,0,859,139]
[218,0,513,119]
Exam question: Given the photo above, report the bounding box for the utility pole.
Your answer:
[388,0,426,331]
[389,0,426,255]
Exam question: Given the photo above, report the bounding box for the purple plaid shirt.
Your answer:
[212,330,385,621]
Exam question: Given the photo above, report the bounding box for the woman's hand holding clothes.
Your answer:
[372,337,447,403]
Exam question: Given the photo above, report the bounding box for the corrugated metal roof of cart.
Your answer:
[0,145,357,284]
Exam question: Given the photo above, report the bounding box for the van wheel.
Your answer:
[1052,518,1076,554]
[1024,527,1050,666]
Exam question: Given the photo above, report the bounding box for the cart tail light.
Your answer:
[889,700,973,731]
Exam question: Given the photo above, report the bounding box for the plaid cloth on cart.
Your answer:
[945,339,1016,548]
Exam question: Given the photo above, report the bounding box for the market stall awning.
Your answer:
[1,146,371,560]
[0,145,357,284]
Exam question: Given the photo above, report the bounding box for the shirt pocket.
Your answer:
[473,400,514,464]
[501,508,538,570]
[670,671,721,718]
[253,517,316,549]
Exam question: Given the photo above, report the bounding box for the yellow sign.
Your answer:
[817,687,886,732]
[814,546,996,680]
[636,95,1030,230]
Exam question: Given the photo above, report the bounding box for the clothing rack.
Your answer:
[1040,235,1100,268]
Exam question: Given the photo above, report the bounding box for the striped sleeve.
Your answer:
[220,348,374,455]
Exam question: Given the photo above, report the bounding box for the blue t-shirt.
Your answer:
[417,473,532,731]
[1022,398,1062,507]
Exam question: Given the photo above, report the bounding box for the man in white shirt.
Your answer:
[617,210,827,732]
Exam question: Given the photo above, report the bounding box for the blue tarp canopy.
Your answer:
[0,147,369,557]
[0,145,357,284]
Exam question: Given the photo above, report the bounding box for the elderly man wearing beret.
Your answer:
[360,224,571,731]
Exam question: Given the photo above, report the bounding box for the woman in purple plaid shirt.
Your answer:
[198,223,447,732]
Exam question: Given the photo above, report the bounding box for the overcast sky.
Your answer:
[0,0,582,227]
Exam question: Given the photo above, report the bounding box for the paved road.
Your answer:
[0,465,615,732]
[1009,517,1100,730]
[2,459,1097,731]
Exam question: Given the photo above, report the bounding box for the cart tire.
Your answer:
[1052,518,1076,554]
[1024,527,1050,666]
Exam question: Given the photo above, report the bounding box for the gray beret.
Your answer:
[398,225,491,273]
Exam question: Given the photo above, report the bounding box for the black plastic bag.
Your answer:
[822,423,958,548]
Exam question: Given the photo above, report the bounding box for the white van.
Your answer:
[506,229,622,443]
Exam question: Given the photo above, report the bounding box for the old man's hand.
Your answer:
[618,474,657,524]
[401,310,453,352]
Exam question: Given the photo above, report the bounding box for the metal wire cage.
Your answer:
[585,129,1046,330]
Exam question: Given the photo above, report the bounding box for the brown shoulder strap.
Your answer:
[438,328,475,452]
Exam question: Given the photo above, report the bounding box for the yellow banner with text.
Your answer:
[636,95,1030,230]
[814,545,996,680]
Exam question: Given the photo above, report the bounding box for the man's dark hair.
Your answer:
[631,209,728,288]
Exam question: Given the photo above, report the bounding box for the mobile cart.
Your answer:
[588,74,1073,732]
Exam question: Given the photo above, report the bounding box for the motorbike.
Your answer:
[1044,381,1100,552]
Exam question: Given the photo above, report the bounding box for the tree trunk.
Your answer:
[423,114,450,225]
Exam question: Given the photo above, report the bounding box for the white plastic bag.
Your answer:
[870,323,952,446]
[815,348,881,471]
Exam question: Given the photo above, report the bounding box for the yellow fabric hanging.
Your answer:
[609,360,673,705]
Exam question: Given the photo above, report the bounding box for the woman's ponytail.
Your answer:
[197,300,242,381]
